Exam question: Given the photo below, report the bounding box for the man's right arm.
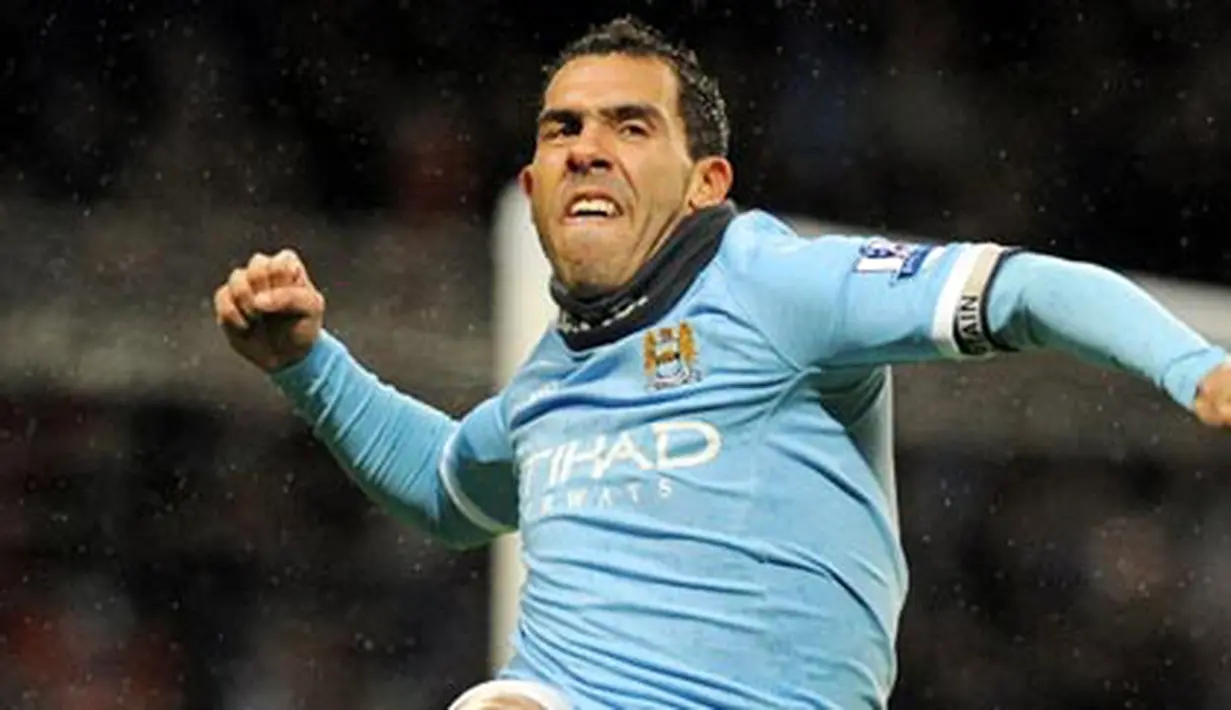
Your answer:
[270,330,518,549]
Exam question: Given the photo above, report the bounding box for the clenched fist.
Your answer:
[214,249,325,372]
[1195,361,1231,429]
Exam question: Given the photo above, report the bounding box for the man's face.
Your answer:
[520,54,731,296]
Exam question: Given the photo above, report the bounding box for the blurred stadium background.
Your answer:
[2,2,1231,708]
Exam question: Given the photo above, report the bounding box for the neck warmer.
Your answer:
[551,201,737,350]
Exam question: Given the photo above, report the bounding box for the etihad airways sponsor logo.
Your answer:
[517,419,722,521]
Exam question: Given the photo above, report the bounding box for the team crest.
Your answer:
[643,322,702,390]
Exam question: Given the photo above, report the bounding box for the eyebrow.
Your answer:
[537,102,666,127]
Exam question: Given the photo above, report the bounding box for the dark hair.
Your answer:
[545,16,730,160]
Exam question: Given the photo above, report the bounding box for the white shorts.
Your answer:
[448,679,572,710]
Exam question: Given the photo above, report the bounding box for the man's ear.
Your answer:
[687,157,734,210]
[518,165,535,198]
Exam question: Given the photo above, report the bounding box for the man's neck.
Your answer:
[551,201,738,350]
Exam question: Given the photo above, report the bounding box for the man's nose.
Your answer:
[566,126,613,173]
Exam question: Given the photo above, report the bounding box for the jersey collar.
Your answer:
[551,201,738,350]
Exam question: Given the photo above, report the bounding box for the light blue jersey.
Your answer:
[271,210,1226,709]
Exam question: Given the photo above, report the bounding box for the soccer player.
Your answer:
[213,16,1231,710]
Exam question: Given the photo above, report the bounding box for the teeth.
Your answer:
[569,198,617,217]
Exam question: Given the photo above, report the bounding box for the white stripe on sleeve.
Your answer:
[438,431,515,535]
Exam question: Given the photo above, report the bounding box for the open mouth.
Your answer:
[564,194,622,221]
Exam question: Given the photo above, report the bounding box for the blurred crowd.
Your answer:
[896,443,1231,709]
[1,2,1228,282]
[0,394,490,709]
[2,1,1231,708]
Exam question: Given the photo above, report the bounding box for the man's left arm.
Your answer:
[734,227,1228,421]
[986,251,1230,423]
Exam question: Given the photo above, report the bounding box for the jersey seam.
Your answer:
[710,257,817,378]
[712,254,816,684]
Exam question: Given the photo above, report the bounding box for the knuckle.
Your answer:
[229,270,252,293]
[247,256,271,279]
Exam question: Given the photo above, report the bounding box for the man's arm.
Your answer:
[985,252,1228,412]
[212,249,519,545]
[731,224,1227,415]
[271,330,518,549]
